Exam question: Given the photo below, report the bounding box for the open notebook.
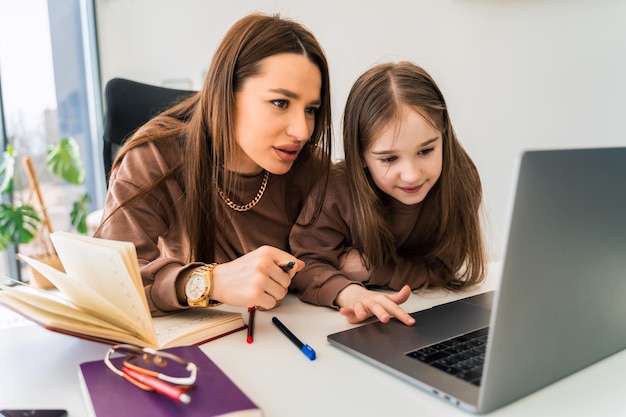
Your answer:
[328,147,626,413]
[0,232,246,348]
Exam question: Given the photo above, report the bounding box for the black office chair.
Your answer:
[102,78,196,185]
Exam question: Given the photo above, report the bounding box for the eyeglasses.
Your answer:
[104,344,197,403]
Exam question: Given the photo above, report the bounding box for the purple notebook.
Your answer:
[79,345,262,417]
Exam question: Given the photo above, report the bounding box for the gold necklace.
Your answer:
[216,171,269,212]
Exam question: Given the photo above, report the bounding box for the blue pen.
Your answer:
[272,316,316,361]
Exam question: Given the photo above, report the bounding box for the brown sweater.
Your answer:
[289,167,456,308]
[96,139,317,315]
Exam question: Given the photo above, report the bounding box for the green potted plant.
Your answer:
[0,136,91,287]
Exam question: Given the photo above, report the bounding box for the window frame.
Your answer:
[0,0,103,282]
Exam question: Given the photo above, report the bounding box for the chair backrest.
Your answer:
[102,78,196,185]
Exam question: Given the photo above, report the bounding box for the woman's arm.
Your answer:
[96,142,194,315]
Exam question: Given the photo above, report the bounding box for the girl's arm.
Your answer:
[289,173,362,307]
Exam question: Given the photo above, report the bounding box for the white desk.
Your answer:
[1,262,624,416]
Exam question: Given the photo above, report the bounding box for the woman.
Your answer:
[290,61,485,325]
[95,13,332,315]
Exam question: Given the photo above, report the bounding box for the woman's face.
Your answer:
[363,107,443,206]
[231,53,322,175]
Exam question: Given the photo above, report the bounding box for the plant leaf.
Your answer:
[0,145,16,194]
[70,192,91,234]
[46,137,85,185]
[0,203,41,250]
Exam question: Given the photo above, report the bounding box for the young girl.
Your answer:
[289,61,485,325]
[95,13,332,315]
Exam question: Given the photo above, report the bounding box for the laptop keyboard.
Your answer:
[405,327,488,386]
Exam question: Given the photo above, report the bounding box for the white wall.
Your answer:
[95,0,626,258]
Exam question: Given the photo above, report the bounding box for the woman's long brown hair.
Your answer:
[99,13,332,263]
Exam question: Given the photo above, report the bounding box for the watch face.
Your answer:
[185,274,206,300]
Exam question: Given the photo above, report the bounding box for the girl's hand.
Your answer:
[336,284,415,326]
[209,245,303,310]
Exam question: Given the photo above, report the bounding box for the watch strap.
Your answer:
[187,263,222,307]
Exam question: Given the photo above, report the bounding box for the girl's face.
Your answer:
[363,107,443,206]
[231,53,322,175]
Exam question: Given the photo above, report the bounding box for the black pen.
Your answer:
[281,261,295,273]
[272,316,316,360]
[247,262,295,344]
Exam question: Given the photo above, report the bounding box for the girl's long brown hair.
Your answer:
[100,13,332,263]
[342,61,485,289]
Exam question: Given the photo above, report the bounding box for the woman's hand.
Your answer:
[210,245,303,310]
[336,284,415,326]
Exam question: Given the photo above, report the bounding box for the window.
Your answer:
[0,0,102,281]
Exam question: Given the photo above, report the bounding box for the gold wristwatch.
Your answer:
[184,263,222,307]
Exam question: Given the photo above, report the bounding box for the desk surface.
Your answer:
[1,262,624,416]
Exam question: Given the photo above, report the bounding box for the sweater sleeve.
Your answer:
[368,256,450,291]
[289,172,365,308]
[95,142,197,316]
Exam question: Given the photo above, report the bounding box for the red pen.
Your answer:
[122,366,191,404]
[247,306,256,344]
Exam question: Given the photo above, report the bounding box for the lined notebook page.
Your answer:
[19,254,148,338]
[50,232,156,343]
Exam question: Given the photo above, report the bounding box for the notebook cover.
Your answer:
[79,345,262,417]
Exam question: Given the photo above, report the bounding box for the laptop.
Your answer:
[328,147,626,413]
